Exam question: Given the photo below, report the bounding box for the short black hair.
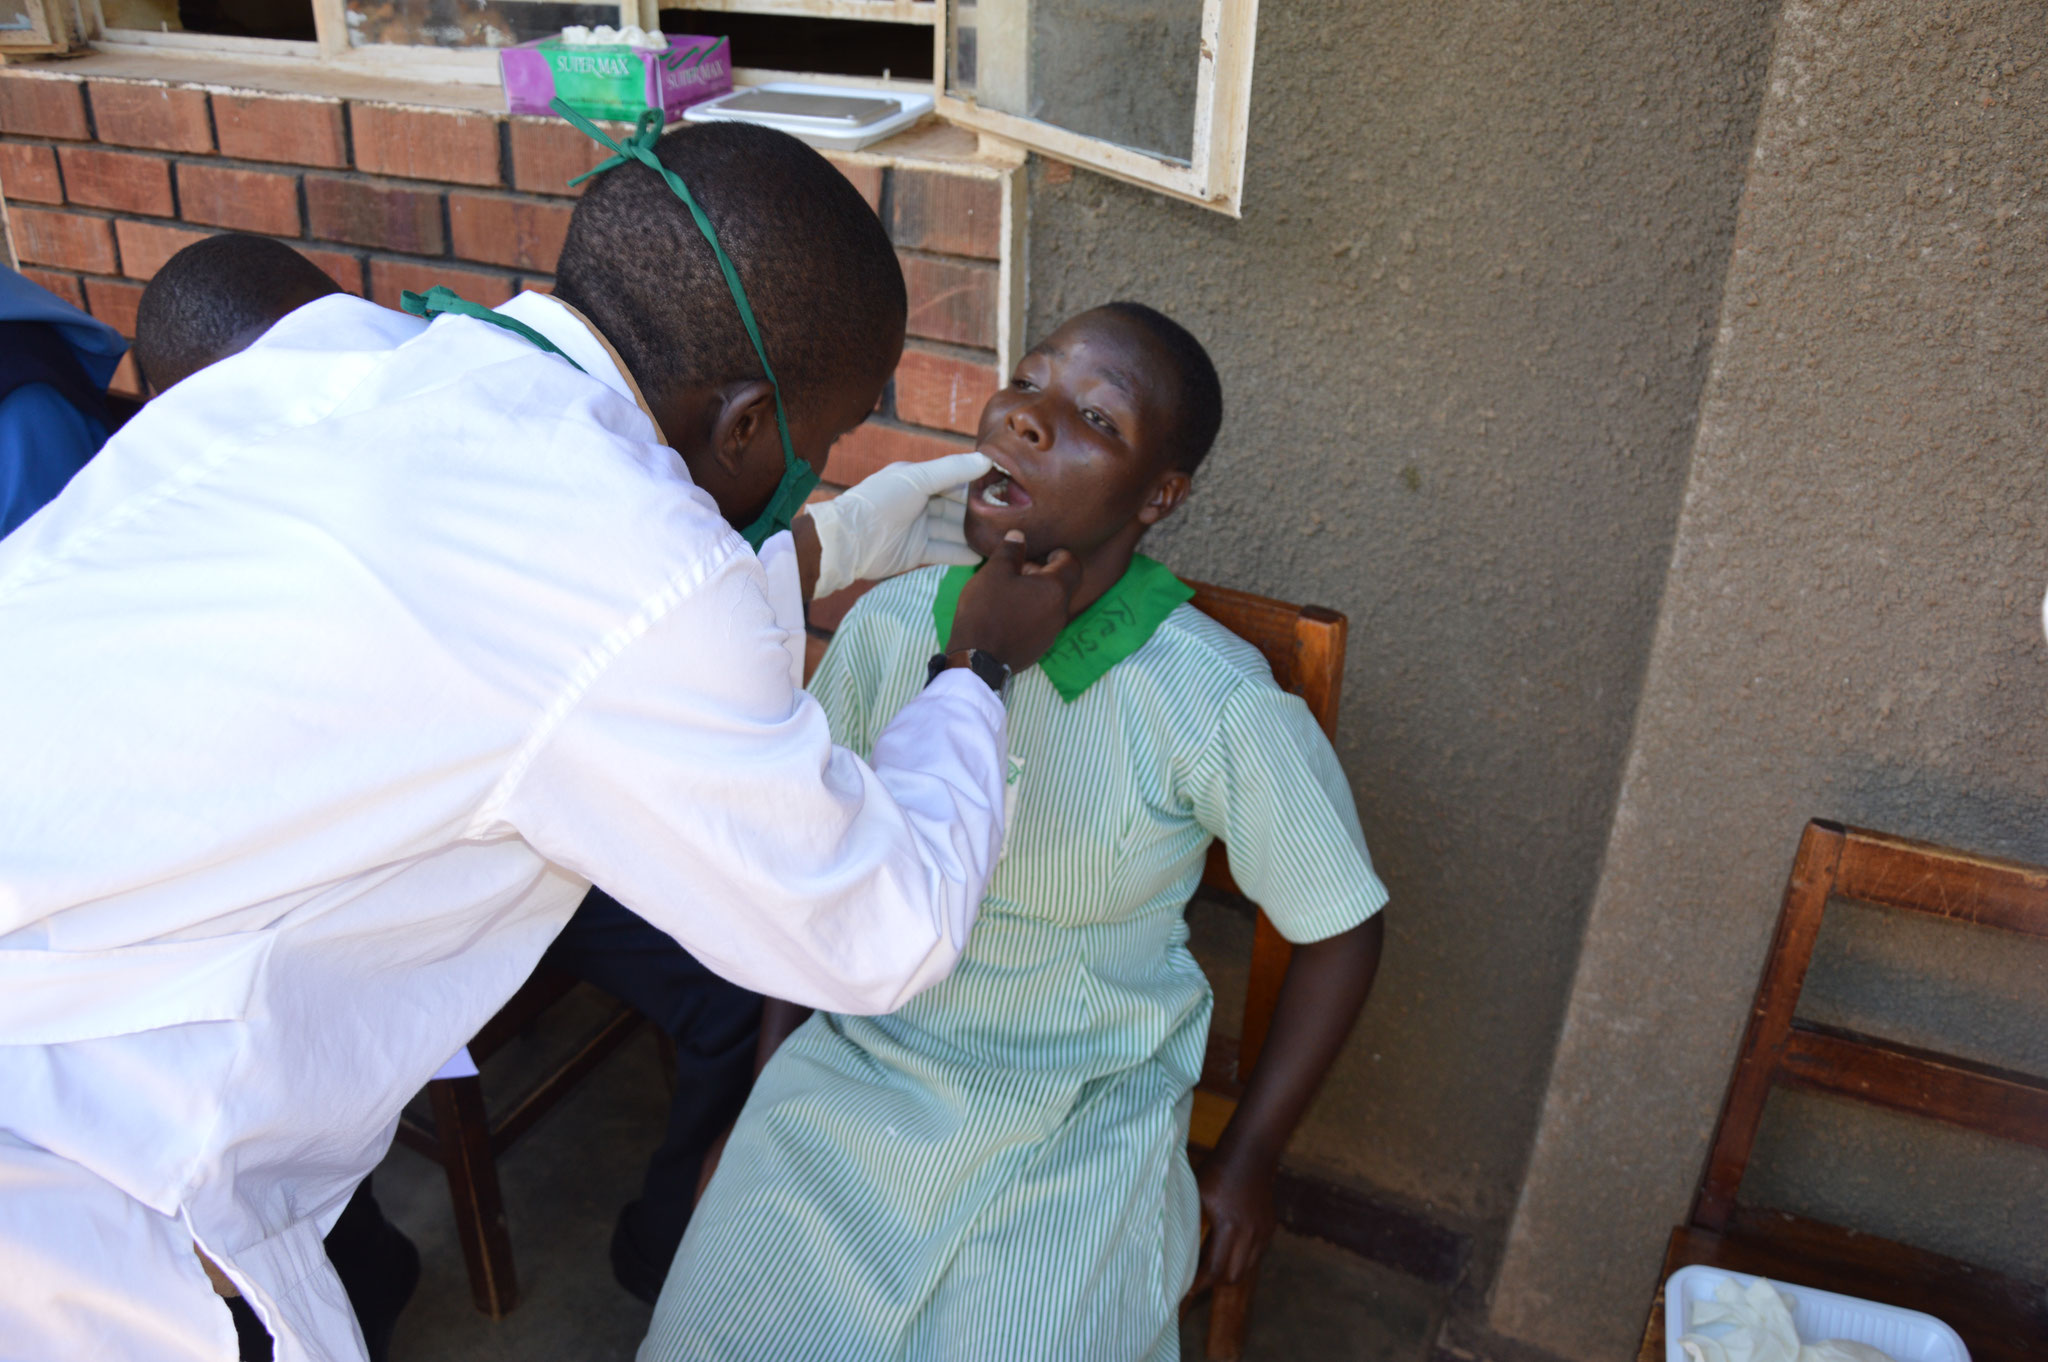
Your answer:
[1100,301,1223,474]
[134,233,340,391]
[552,121,905,415]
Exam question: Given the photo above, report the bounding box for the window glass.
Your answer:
[344,0,619,48]
[947,0,1200,164]
[659,9,932,81]
[101,0,315,38]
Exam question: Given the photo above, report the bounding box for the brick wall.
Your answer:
[0,67,1002,504]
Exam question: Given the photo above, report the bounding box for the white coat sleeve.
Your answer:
[491,548,1006,1015]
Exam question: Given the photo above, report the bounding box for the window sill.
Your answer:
[44,43,1015,172]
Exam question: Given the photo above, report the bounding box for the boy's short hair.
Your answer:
[552,122,905,413]
[134,234,340,391]
[1100,301,1223,474]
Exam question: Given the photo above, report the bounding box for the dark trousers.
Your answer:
[541,885,765,1298]
[231,885,763,1355]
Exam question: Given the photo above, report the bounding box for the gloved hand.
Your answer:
[804,451,993,599]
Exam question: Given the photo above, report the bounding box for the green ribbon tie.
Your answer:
[399,285,587,373]
[551,97,814,551]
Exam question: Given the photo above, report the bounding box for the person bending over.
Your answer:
[642,303,1389,1362]
[134,232,341,392]
[138,229,762,1312]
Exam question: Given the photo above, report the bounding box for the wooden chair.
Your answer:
[396,965,650,1316]
[1637,819,2048,1362]
[408,578,1353,1334]
[1180,580,1350,1362]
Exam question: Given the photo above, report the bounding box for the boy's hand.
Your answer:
[948,532,1081,671]
[1191,1148,1278,1294]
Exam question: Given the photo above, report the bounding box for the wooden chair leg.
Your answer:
[1205,1277,1254,1361]
[428,1076,520,1317]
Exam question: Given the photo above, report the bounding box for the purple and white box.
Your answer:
[500,33,733,123]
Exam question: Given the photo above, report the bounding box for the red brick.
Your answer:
[13,207,117,273]
[83,276,146,338]
[447,192,572,272]
[901,254,998,348]
[892,347,998,436]
[517,275,555,295]
[0,73,88,141]
[823,154,883,213]
[115,218,212,280]
[367,257,516,312]
[213,93,346,168]
[89,82,213,154]
[295,246,365,296]
[109,351,147,399]
[304,176,444,255]
[0,142,63,204]
[57,146,174,216]
[351,104,500,187]
[178,162,300,235]
[889,169,1001,259]
[507,117,613,195]
[823,419,964,485]
[20,267,82,308]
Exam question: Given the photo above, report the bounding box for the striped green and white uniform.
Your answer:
[641,564,1387,1362]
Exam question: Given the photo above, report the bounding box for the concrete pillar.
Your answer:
[1489,2,2048,1356]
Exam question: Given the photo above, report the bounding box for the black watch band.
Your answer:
[926,648,1011,696]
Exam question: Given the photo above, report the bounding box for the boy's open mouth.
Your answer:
[972,459,1034,511]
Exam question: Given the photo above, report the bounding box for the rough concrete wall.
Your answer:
[1491,3,2048,1356]
[1026,0,1776,1236]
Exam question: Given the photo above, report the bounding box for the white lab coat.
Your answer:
[0,292,1006,1361]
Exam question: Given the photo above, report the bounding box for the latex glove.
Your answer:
[805,451,992,599]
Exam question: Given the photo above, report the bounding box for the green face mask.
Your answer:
[552,98,818,551]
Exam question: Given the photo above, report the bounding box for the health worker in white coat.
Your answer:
[0,115,1080,1362]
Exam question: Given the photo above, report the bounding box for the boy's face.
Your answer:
[965,309,1190,563]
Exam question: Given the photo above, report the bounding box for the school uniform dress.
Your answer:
[642,562,1388,1362]
[0,291,1008,1362]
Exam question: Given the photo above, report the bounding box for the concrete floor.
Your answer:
[373,928,1446,1361]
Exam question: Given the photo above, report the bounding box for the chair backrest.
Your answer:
[1184,580,1349,1075]
[1692,819,2048,1234]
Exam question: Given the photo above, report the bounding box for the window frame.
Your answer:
[930,0,1255,216]
[3,0,86,52]
[71,0,1255,212]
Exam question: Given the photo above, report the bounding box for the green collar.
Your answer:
[932,554,1194,703]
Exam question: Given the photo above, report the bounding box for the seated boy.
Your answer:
[642,302,1389,1361]
[134,232,343,391]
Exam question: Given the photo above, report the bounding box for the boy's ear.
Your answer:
[1136,469,1192,528]
[710,380,781,475]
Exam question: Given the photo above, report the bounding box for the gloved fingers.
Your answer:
[920,542,985,567]
[886,450,992,494]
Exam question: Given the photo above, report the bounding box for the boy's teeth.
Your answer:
[985,475,1011,506]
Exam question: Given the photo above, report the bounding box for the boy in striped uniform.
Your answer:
[642,303,1389,1361]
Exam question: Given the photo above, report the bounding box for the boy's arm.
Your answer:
[1191,913,1384,1292]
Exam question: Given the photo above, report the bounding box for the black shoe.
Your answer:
[609,1200,675,1306]
[325,1181,421,1362]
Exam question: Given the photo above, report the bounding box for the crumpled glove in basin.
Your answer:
[1680,1275,1894,1362]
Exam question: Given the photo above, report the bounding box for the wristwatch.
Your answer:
[926,648,1011,697]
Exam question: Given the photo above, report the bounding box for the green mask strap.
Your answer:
[551,98,817,551]
[399,285,588,373]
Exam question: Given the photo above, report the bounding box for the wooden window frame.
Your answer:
[72,0,1254,213]
[931,0,1255,216]
[3,0,87,53]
